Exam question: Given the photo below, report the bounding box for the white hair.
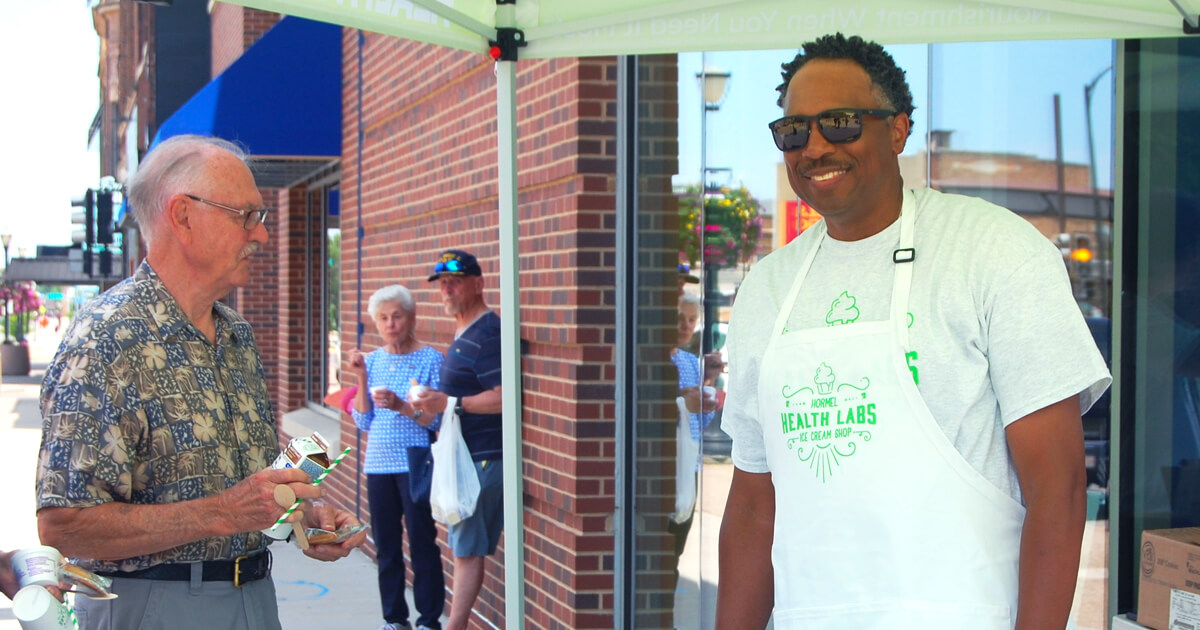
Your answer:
[126,135,250,246]
[368,284,416,318]
[679,292,702,312]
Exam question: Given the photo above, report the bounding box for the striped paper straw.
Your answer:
[272,447,353,528]
[67,595,79,629]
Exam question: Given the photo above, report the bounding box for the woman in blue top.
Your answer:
[669,292,717,593]
[349,285,445,630]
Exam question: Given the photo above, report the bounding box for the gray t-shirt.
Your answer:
[723,188,1111,502]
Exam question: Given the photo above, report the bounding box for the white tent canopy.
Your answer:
[227,0,1195,55]
[217,0,1196,627]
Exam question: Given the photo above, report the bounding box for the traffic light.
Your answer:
[1070,233,1094,266]
[96,190,113,276]
[70,190,94,276]
[96,190,113,245]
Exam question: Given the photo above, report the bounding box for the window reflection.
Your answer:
[1122,35,1200,620]
[666,39,1115,629]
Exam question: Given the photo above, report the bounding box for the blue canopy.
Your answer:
[152,16,341,162]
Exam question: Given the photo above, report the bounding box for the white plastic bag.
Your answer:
[672,396,700,524]
[429,397,481,525]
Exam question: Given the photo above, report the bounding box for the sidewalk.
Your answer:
[0,327,423,630]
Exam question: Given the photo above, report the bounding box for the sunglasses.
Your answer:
[768,108,898,152]
[184,194,269,230]
[434,259,466,274]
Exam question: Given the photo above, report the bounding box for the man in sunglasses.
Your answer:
[35,135,366,630]
[410,249,503,630]
[716,34,1109,630]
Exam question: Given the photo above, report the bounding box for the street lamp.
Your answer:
[1,233,10,343]
[1084,66,1113,316]
[698,62,731,356]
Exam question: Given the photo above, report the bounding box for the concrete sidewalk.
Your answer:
[0,327,429,630]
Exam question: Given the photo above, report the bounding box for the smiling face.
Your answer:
[781,59,910,241]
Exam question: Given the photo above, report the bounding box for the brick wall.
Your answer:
[209,4,279,77]
[631,55,687,629]
[219,22,679,628]
[328,30,683,627]
[236,191,281,401]
[273,186,315,413]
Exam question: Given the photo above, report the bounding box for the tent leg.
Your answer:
[496,57,526,628]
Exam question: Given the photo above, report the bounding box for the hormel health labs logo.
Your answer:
[780,362,875,483]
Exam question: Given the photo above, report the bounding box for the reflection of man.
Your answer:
[36,135,365,630]
[410,250,503,630]
[717,34,1110,630]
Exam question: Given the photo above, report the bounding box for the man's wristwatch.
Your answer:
[454,402,466,417]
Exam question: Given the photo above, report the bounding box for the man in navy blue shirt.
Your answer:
[410,250,503,630]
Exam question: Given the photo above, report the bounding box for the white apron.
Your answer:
[759,194,1025,629]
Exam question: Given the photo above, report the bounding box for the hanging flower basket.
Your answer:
[678,184,764,270]
[0,282,39,376]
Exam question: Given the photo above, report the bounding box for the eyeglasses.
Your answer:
[434,259,466,274]
[768,108,898,152]
[184,194,269,230]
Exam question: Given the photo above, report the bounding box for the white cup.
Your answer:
[408,384,429,400]
[702,385,717,402]
[12,585,74,630]
[11,546,61,589]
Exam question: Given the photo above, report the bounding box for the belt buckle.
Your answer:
[233,555,249,588]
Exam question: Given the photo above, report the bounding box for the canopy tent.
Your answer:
[215,1,1198,626]
[219,0,1197,57]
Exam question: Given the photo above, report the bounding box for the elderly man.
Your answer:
[716,34,1109,630]
[410,249,503,630]
[36,135,366,630]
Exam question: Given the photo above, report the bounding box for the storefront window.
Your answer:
[304,185,341,406]
[1117,36,1200,621]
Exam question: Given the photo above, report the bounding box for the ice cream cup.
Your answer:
[12,584,74,630]
[11,546,61,589]
[408,384,429,400]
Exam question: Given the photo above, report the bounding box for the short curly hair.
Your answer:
[776,33,916,136]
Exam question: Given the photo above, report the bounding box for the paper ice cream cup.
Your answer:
[408,384,429,400]
[11,546,61,589]
[13,585,74,630]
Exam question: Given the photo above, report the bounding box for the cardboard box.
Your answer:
[272,432,332,480]
[1137,528,1200,630]
[1112,614,1154,629]
[263,432,332,541]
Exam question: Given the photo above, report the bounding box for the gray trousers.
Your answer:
[75,568,280,630]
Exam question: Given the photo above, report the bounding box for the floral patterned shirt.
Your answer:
[36,262,279,572]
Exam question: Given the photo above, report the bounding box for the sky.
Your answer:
[0,2,99,261]
[677,40,1116,209]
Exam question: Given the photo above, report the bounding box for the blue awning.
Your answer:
[151,16,342,185]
